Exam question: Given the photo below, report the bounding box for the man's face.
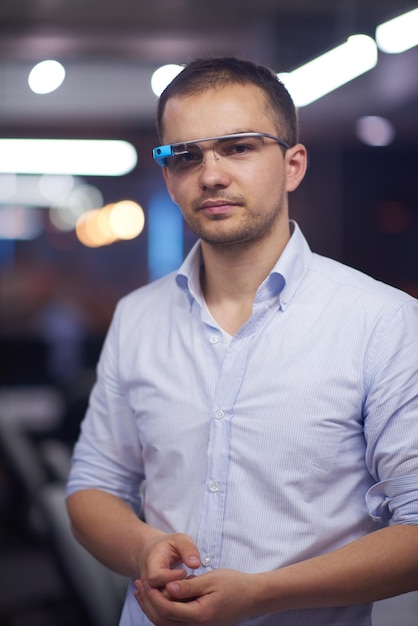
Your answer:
[161,83,301,249]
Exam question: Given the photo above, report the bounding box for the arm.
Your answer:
[66,488,201,582]
[258,524,418,609]
[134,524,418,626]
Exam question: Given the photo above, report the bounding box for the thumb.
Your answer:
[166,574,205,601]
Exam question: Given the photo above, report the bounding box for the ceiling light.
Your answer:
[28,60,66,94]
[278,35,378,107]
[151,64,184,96]
[0,139,138,176]
[376,8,418,53]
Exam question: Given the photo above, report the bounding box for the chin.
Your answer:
[201,232,261,249]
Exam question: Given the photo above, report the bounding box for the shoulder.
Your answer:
[309,253,415,308]
[103,272,183,343]
[117,272,178,314]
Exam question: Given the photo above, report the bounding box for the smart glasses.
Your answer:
[152,132,290,170]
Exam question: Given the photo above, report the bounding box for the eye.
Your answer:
[181,150,200,162]
[169,145,202,170]
[231,143,250,154]
[218,139,259,157]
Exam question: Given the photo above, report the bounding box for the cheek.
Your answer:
[168,180,190,208]
[164,174,186,207]
[242,163,285,200]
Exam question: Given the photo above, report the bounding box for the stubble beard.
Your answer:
[186,195,286,251]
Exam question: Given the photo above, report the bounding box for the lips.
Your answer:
[199,199,238,215]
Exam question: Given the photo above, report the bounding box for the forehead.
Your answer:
[161,83,273,144]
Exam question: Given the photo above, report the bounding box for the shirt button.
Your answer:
[209,335,218,344]
[202,556,211,567]
[215,409,225,419]
[209,481,218,492]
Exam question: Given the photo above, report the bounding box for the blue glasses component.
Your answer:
[152,132,290,168]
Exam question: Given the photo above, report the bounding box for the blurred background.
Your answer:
[0,1,418,624]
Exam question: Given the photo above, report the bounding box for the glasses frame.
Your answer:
[152,132,290,168]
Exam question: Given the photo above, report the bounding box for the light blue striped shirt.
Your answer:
[67,221,418,626]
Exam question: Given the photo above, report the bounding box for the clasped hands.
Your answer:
[134,532,259,626]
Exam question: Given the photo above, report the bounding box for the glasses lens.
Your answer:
[162,133,286,170]
[214,135,266,158]
[167,143,202,171]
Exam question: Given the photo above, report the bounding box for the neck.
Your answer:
[200,223,290,334]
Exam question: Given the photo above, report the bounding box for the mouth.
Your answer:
[199,199,239,216]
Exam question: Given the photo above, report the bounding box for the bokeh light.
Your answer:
[355,116,395,146]
[49,184,103,232]
[151,64,183,96]
[28,60,66,94]
[39,175,75,202]
[75,200,145,247]
[109,201,145,240]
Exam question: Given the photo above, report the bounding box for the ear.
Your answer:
[285,143,308,192]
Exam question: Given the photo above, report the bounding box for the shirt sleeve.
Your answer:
[366,475,418,524]
[66,301,145,518]
[364,298,418,526]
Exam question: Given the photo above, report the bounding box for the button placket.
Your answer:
[196,335,254,571]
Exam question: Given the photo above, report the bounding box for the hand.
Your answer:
[139,531,201,590]
[134,568,260,626]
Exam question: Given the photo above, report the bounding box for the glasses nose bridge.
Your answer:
[198,138,221,165]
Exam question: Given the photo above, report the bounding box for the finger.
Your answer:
[165,575,208,601]
[141,533,201,591]
[144,533,200,572]
[151,567,190,588]
[135,581,173,621]
[134,580,199,624]
[144,556,186,588]
[134,581,161,624]
[170,533,201,570]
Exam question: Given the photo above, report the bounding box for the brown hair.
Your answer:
[156,56,299,146]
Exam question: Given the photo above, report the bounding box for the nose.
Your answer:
[198,147,230,189]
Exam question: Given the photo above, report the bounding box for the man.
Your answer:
[66,57,418,626]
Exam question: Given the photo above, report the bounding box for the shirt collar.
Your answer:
[175,240,203,308]
[269,220,312,310]
[175,221,312,310]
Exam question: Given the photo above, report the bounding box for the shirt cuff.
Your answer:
[366,474,418,525]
